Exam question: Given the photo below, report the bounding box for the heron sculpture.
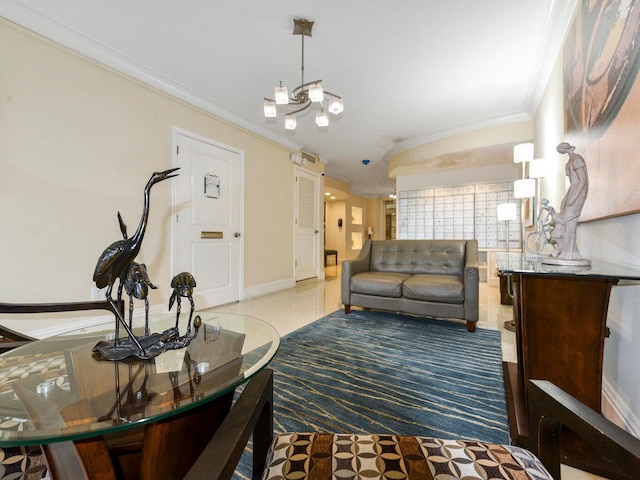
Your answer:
[124,262,157,336]
[93,168,179,356]
[169,272,197,336]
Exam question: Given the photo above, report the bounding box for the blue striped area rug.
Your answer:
[235,309,508,478]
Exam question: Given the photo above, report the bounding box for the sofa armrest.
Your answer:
[528,379,640,480]
[341,239,373,305]
[463,239,479,322]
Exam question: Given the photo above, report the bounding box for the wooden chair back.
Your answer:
[0,300,124,352]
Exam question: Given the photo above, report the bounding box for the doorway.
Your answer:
[295,167,320,281]
[385,200,396,239]
[172,128,244,308]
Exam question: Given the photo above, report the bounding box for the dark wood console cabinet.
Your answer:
[497,254,640,480]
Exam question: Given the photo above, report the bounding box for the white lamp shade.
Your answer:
[529,158,550,178]
[263,99,277,117]
[284,114,297,130]
[308,83,324,102]
[315,112,329,127]
[514,178,536,198]
[274,86,289,105]
[328,97,344,114]
[497,202,518,221]
[513,143,534,164]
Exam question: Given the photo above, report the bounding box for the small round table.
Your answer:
[0,312,280,479]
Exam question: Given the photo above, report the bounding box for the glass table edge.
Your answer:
[494,253,640,281]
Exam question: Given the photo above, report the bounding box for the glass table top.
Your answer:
[495,252,640,280]
[0,312,280,447]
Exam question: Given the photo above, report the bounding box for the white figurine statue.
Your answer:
[542,142,591,267]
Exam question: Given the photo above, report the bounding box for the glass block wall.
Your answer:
[397,181,522,250]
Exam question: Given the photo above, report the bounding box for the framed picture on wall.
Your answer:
[564,0,640,221]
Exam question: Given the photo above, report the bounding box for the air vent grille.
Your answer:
[300,151,318,164]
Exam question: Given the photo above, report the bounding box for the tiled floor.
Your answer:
[209,264,604,479]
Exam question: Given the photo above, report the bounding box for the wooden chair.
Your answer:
[0,300,123,352]
[185,375,640,480]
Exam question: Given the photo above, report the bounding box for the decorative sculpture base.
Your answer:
[93,316,201,361]
[541,256,591,268]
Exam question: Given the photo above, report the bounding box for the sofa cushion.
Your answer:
[403,274,464,303]
[350,272,410,298]
[370,240,466,276]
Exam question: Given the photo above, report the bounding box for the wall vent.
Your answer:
[300,151,318,164]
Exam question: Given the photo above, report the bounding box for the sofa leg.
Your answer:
[344,305,351,314]
[466,321,476,333]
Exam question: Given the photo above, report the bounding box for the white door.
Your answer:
[295,167,319,281]
[173,129,243,308]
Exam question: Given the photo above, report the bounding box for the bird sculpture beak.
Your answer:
[159,167,180,180]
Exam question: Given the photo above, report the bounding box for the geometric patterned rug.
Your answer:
[235,309,509,479]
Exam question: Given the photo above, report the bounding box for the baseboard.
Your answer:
[28,304,169,339]
[602,377,640,437]
[243,278,296,300]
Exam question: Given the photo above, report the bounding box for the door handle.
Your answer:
[315,230,319,234]
[234,232,241,238]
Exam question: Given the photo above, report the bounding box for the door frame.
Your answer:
[171,126,244,303]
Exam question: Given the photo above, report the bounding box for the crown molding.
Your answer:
[523,0,579,115]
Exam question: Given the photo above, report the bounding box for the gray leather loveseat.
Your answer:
[341,239,479,332]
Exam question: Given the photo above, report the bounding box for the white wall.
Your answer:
[0,19,299,334]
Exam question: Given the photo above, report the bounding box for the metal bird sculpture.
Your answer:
[117,211,128,239]
[117,215,157,336]
[124,262,157,336]
[93,168,179,356]
[169,272,197,336]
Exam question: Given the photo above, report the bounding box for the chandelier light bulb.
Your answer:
[274,85,289,105]
[328,97,344,115]
[285,114,297,130]
[315,112,329,127]
[309,83,324,102]
[263,99,277,118]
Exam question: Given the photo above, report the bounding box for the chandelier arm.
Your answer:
[288,95,308,105]
[287,100,313,116]
[323,90,342,100]
[291,79,323,97]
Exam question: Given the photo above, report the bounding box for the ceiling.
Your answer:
[2,0,575,197]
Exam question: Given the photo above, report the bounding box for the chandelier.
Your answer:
[263,19,344,130]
